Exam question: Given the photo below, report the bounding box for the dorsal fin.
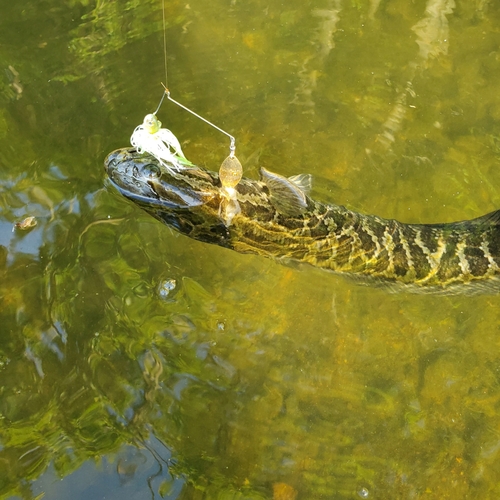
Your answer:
[288,173,312,194]
[260,167,308,216]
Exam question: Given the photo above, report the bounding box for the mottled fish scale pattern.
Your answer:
[232,193,500,293]
[105,149,500,295]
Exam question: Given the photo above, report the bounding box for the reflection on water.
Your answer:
[413,0,455,63]
[376,0,456,151]
[291,0,342,112]
[2,0,500,499]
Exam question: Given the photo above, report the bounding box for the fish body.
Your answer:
[105,148,500,294]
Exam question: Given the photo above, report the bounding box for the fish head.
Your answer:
[104,148,232,246]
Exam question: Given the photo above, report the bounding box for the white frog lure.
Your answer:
[131,90,245,225]
[130,113,193,170]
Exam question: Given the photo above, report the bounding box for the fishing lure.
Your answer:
[130,113,193,170]
[218,153,243,225]
[130,88,243,221]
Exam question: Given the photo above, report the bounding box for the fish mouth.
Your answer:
[105,147,157,200]
[105,148,232,246]
[104,148,217,210]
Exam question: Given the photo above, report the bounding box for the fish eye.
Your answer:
[142,163,161,179]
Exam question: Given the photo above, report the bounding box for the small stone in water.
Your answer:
[272,483,297,500]
[158,279,177,299]
[14,216,37,231]
[357,487,369,498]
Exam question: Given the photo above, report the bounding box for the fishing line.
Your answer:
[131,0,244,206]
[152,0,168,115]
[152,0,241,164]
[162,84,236,157]
[162,0,168,88]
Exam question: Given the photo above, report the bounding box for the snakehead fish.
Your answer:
[105,148,500,294]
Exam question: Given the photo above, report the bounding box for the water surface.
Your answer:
[1,1,500,499]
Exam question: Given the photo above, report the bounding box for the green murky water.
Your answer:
[2,1,500,499]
